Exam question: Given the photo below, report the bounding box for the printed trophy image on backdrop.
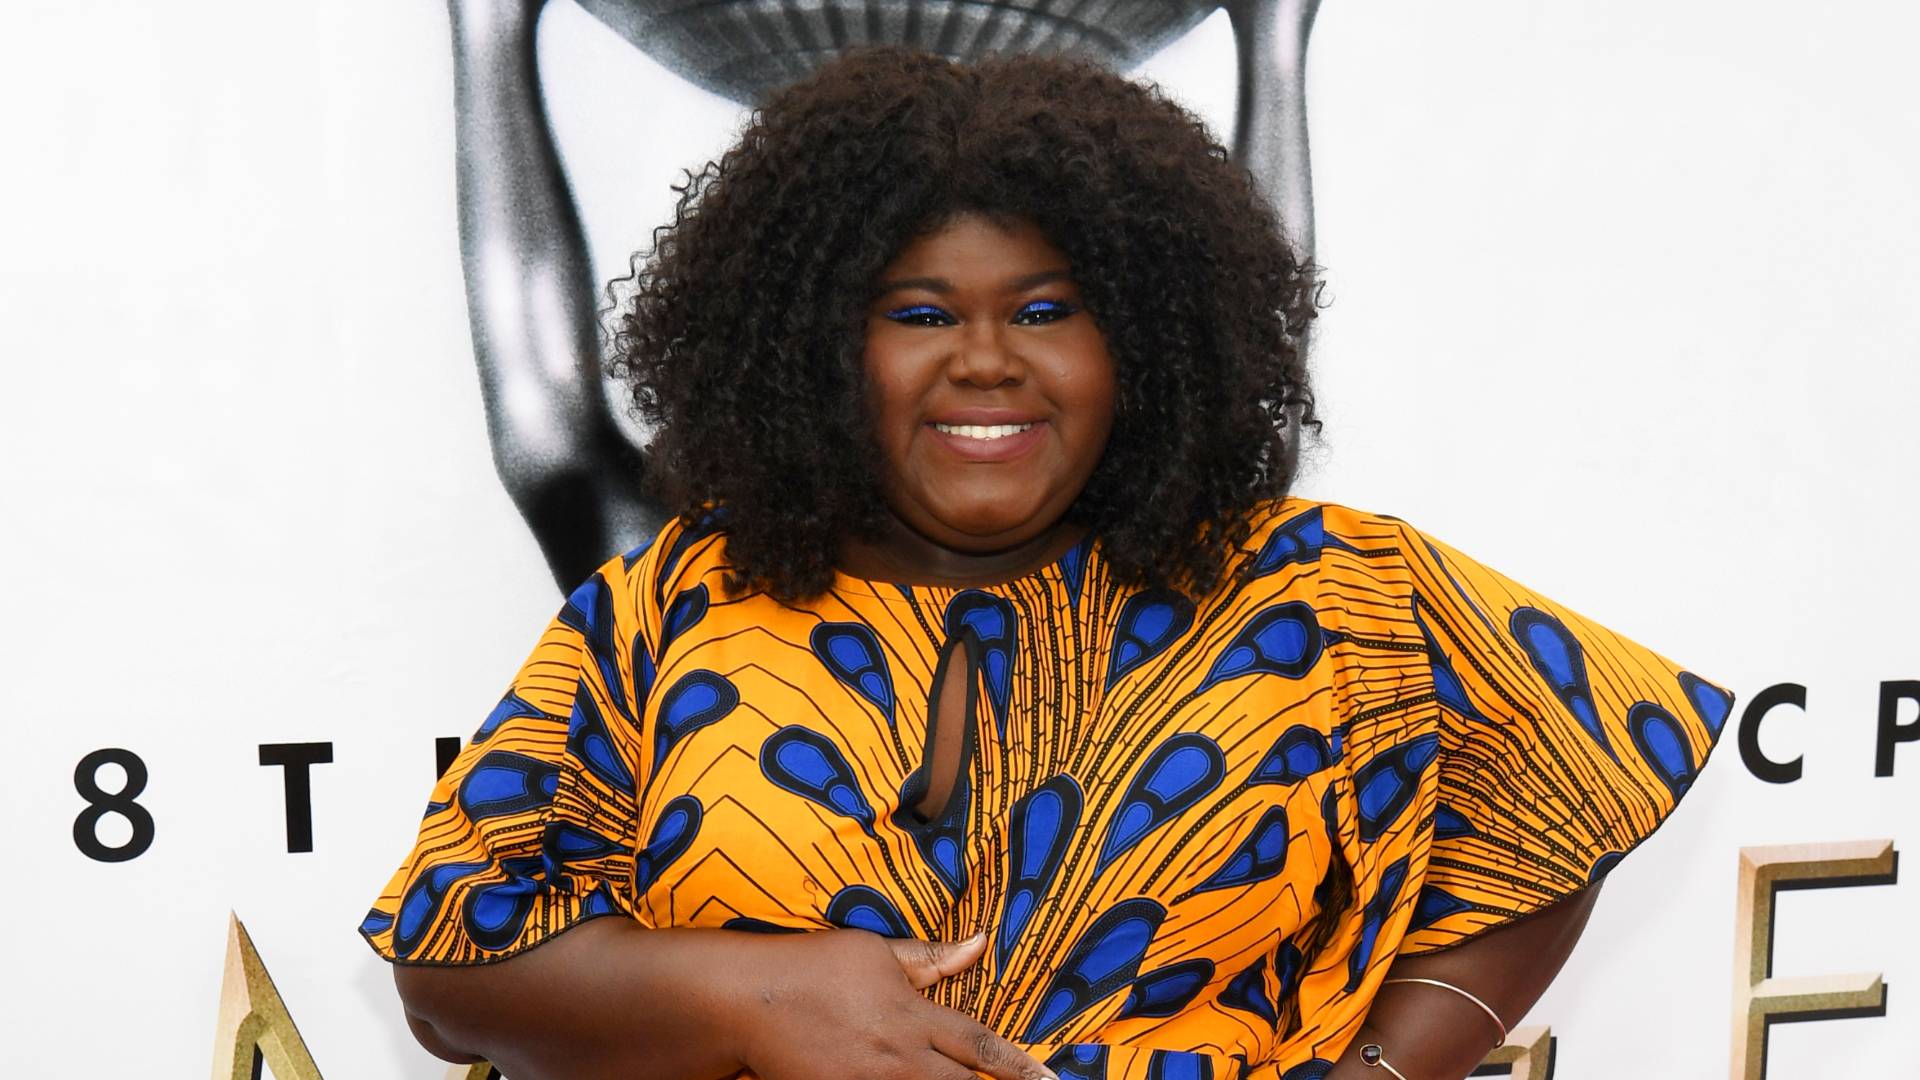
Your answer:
[450,0,1322,592]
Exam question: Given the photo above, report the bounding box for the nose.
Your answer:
[946,320,1025,388]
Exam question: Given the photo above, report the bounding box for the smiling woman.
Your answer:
[848,215,1117,584]
[611,47,1319,604]
[360,45,1732,1080]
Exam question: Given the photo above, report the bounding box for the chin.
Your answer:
[936,511,1056,549]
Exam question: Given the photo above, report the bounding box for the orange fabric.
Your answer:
[361,499,1730,1077]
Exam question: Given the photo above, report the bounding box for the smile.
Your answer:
[932,422,1035,441]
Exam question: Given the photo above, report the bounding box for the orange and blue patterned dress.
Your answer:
[361,499,1730,1078]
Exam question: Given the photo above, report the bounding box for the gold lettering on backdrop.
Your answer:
[1480,1024,1553,1078]
[211,913,325,1080]
[1730,840,1897,1079]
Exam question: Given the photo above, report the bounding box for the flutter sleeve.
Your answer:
[1386,519,1734,951]
[358,544,660,965]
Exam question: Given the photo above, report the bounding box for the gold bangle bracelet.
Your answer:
[1381,976,1509,1046]
[1358,1043,1409,1079]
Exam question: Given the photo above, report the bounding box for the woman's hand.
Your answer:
[730,929,1059,1080]
[393,919,1057,1080]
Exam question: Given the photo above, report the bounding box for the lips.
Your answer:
[925,418,1048,462]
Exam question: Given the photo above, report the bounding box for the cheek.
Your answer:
[1065,354,1119,448]
[859,367,921,476]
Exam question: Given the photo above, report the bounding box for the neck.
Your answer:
[838,513,1087,588]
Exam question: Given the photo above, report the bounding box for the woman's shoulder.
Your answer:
[578,508,736,624]
[1226,496,1424,579]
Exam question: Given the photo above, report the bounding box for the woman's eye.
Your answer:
[884,304,955,327]
[1012,300,1078,325]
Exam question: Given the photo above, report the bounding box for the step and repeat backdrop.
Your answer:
[5,1,1915,1077]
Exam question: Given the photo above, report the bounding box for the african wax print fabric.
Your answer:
[361,499,1731,1077]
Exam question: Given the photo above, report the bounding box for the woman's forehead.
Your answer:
[878,213,1072,283]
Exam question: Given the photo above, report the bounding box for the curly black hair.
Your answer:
[610,46,1320,601]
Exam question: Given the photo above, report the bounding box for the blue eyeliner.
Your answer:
[882,300,1078,325]
[884,304,951,324]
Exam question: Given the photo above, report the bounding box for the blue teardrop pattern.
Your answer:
[1058,537,1092,608]
[1317,783,1343,855]
[1096,734,1226,878]
[1432,802,1478,839]
[1679,671,1734,736]
[1345,856,1410,992]
[1045,1045,1111,1080]
[630,629,656,718]
[1000,774,1085,970]
[825,883,911,938]
[619,535,653,573]
[760,725,878,838]
[633,794,702,893]
[1106,589,1196,691]
[1146,1049,1214,1080]
[1218,953,1279,1029]
[1250,725,1337,786]
[357,908,395,936]
[538,822,621,876]
[944,591,1017,738]
[457,751,560,821]
[894,770,970,900]
[1353,733,1440,844]
[558,571,632,722]
[1189,805,1290,895]
[1510,606,1619,763]
[1408,885,1475,933]
[1627,701,1697,801]
[811,622,896,724]
[1023,898,1166,1042]
[1274,940,1304,1011]
[461,854,544,951]
[1248,505,1350,578]
[473,690,541,745]
[1198,602,1324,691]
[392,860,490,959]
[653,669,740,776]
[1414,604,1490,724]
[1115,958,1215,1020]
[579,882,621,918]
[660,583,710,655]
[537,818,618,860]
[567,688,637,796]
[653,508,726,606]
[1281,1060,1333,1080]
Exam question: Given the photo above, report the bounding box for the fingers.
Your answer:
[928,1014,1059,1080]
[886,931,989,990]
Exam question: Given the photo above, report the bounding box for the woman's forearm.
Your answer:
[1328,885,1603,1078]
[392,917,755,1080]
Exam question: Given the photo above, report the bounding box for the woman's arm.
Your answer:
[1326,884,1603,1079]
[393,917,1059,1080]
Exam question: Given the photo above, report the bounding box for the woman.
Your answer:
[361,48,1731,1080]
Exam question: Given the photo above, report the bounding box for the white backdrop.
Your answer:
[4,1,1915,1076]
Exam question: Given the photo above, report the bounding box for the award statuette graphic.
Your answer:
[450,0,1322,591]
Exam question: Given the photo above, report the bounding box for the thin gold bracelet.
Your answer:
[1358,1043,1409,1079]
[1381,976,1509,1046]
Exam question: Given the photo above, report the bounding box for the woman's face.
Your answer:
[862,212,1117,557]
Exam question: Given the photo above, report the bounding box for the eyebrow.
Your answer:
[873,268,1074,298]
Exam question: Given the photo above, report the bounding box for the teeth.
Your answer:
[934,422,1034,440]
